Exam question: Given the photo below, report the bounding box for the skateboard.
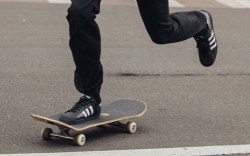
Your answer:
[31,99,147,146]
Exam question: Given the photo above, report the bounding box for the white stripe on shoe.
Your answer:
[210,42,217,50]
[208,32,217,50]
[209,37,216,45]
[208,33,214,41]
[80,111,88,118]
[209,35,215,44]
[89,106,94,114]
[85,109,90,116]
[77,106,94,118]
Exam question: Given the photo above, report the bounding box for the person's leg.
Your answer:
[136,0,218,66]
[136,0,207,43]
[67,0,103,103]
[59,0,102,124]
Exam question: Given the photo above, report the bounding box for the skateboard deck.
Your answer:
[31,99,147,146]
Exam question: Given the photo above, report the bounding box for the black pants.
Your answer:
[67,0,207,103]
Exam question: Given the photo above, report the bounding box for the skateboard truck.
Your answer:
[41,127,86,146]
[109,121,137,134]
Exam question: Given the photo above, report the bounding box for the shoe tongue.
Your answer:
[80,95,91,101]
[85,95,91,99]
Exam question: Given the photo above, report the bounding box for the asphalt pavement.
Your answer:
[1,1,250,155]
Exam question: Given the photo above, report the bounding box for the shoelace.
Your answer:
[196,31,217,51]
[67,97,91,113]
[195,35,211,48]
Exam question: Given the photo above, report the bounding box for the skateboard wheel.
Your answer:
[126,122,137,134]
[74,134,86,146]
[41,128,53,140]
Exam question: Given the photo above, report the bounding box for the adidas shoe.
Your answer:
[59,95,101,124]
[194,10,218,67]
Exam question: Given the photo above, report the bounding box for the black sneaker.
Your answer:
[59,95,101,124]
[194,10,218,67]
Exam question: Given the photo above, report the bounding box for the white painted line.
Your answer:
[169,0,185,8]
[48,0,184,7]
[2,144,250,156]
[216,0,250,8]
[47,0,70,4]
